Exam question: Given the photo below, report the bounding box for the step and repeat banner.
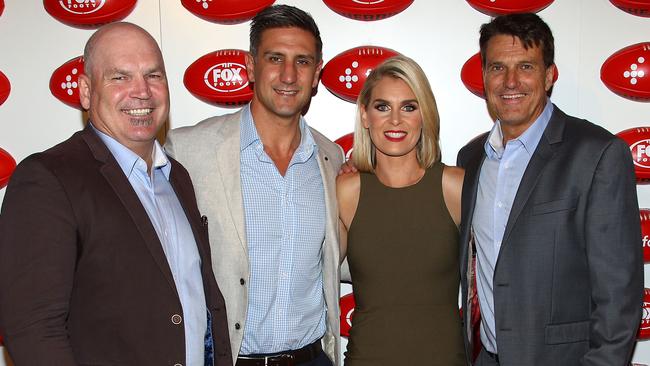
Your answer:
[0,0,649,364]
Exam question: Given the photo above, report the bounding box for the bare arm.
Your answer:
[442,165,464,227]
[336,172,360,263]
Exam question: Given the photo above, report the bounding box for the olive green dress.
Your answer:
[344,162,465,366]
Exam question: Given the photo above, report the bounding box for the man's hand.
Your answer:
[338,160,358,175]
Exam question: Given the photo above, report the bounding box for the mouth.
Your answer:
[122,108,153,117]
[500,93,526,101]
[274,88,298,96]
[384,130,407,142]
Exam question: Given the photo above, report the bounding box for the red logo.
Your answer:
[0,147,17,189]
[339,292,356,337]
[465,0,554,16]
[184,49,253,107]
[610,0,650,17]
[601,43,650,102]
[335,133,354,161]
[43,0,137,28]
[639,288,650,339]
[49,56,84,110]
[323,0,414,21]
[322,46,399,103]
[641,209,650,262]
[181,0,274,24]
[460,52,559,99]
[617,127,650,183]
[0,70,10,107]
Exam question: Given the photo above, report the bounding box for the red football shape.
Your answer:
[334,133,354,161]
[181,0,274,24]
[339,292,356,337]
[466,0,554,16]
[50,56,84,110]
[601,43,650,102]
[641,209,650,262]
[0,0,4,17]
[322,46,400,103]
[0,147,16,189]
[460,52,559,99]
[43,0,137,29]
[639,288,650,339]
[610,0,650,17]
[323,0,414,21]
[616,127,650,183]
[184,49,253,107]
[0,70,10,107]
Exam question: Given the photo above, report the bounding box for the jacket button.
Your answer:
[171,314,182,325]
[235,322,241,330]
[240,278,245,285]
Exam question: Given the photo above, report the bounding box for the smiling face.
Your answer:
[245,27,322,124]
[483,34,555,141]
[361,76,422,163]
[79,24,169,159]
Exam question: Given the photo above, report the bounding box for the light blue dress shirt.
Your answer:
[93,125,207,366]
[239,105,327,354]
[472,101,553,353]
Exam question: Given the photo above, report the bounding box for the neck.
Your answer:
[374,152,424,188]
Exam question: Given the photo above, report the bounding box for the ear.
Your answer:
[245,52,256,83]
[78,73,91,111]
[360,105,369,129]
[544,64,556,92]
[312,59,323,89]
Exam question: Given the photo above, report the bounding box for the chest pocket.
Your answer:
[531,195,578,216]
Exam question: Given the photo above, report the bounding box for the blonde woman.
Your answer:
[337,55,465,365]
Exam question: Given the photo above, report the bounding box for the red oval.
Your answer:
[0,0,5,17]
[610,0,650,17]
[334,132,354,161]
[323,0,414,21]
[43,0,137,29]
[50,56,85,110]
[322,46,400,104]
[0,147,17,189]
[460,52,559,99]
[466,0,554,16]
[184,49,253,107]
[339,292,356,337]
[0,70,10,106]
[616,127,650,183]
[601,43,650,102]
[181,0,274,24]
[639,288,650,339]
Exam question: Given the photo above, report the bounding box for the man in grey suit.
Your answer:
[165,5,343,366]
[458,13,643,365]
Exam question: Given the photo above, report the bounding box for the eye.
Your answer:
[111,75,127,81]
[374,103,389,112]
[268,55,283,63]
[296,58,312,66]
[402,103,418,112]
[147,73,164,80]
[520,63,534,70]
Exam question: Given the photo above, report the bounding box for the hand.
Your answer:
[338,160,358,175]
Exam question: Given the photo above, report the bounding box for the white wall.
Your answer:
[0,0,649,364]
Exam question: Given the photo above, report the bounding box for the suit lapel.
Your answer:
[81,126,178,292]
[501,106,565,246]
[214,119,248,253]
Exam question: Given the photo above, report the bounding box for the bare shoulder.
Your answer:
[336,171,361,230]
[441,165,464,226]
[442,165,465,188]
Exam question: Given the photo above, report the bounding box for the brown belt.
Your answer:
[236,340,322,366]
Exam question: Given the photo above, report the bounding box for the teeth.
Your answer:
[385,131,406,138]
[123,108,152,116]
[502,94,525,99]
[276,89,297,95]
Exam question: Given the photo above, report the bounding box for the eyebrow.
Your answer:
[372,98,419,104]
[263,51,316,61]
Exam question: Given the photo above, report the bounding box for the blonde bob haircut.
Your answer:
[351,55,441,173]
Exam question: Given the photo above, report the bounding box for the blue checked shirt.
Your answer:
[93,125,208,366]
[472,101,553,354]
[239,105,327,354]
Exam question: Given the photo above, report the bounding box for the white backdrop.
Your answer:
[0,0,649,365]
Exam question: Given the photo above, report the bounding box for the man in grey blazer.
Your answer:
[165,5,343,366]
[457,13,643,365]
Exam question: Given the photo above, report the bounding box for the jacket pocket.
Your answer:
[545,320,590,344]
[532,196,578,216]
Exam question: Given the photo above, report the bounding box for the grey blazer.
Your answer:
[457,105,643,365]
[165,109,344,366]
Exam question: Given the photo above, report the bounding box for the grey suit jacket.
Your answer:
[457,105,643,365]
[165,109,344,366]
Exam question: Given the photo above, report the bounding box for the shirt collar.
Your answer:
[91,122,171,180]
[484,100,554,159]
[240,104,318,162]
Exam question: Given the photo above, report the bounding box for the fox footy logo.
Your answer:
[204,63,248,93]
[58,0,105,14]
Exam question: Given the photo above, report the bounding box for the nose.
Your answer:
[390,109,400,125]
[130,75,152,99]
[504,68,519,89]
[280,62,297,85]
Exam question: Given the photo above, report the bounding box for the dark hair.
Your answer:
[479,13,554,69]
[249,4,322,62]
